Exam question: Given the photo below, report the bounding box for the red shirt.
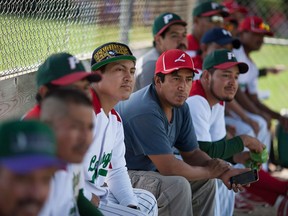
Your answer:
[22,104,41,119]
[186,34,203,70]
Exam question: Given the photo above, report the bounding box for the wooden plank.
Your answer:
[0,72,37,120]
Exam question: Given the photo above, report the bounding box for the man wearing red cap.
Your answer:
[134,12,188,92]
[234,16,288,141]
[222,0,248,37]
[116,49,250,216]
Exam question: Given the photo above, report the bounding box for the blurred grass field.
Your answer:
[1,15,287,113]
[251,44,288,112]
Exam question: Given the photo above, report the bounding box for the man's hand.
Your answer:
[233,151,251,165]
[206,158,231,178]
[219,167,251,192]
[239,135,265,153]
[259,111,272,129]
[91,193,100,207]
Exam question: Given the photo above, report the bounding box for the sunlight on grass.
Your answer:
[251,44,288,112]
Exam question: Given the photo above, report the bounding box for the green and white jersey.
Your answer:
[39,163,84,216]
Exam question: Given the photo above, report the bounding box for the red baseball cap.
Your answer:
[222,0,248,15]
[155,49,198,75]
[238,16,273,36]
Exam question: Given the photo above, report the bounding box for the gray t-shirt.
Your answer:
[116,84,199,171]
[134,48,160,92]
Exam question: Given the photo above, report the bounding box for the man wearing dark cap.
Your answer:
[186,1,229,68]
[0,119,63,216]
[83,42,157,216]
[116,49,250,215]
[186,49,265,216]
[23,52,102,119]
[134,12,187,91]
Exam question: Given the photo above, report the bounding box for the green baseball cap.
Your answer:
[193,1,229,17]
[203,49,248,73]
[91,42,136,71]
[152,12,187,37]
[36,52,102,88]
[0,119,64,173]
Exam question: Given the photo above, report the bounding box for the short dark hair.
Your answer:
[36,83,60,103]
[207,67,216,74]
[44,87,92,107]
[153,26,172,47]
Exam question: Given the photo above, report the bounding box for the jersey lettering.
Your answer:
[88,152,112,183]
[72,172,80,198]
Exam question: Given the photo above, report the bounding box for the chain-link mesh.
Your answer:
[0,0,287,84]
[0,0,193,78]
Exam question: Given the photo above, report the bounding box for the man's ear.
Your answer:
[200,44,208,59]
[201,70,210,82]
[154,35,162,46]
[154,75,161,85]
[38,85,49,98]
[193,16,200,24]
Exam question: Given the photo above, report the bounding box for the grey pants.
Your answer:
[128,170,216,216]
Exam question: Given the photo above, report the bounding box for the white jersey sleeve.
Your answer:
[186,95,212,142]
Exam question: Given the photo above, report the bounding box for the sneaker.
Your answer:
[241,190,269,207]
[234,193,254,214]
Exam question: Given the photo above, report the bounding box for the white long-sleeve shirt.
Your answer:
[83,89,138,207]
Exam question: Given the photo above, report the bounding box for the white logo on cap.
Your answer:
[68,56,80,70]
[211,2,219,9]
[163,14,173,24]
[227,52,235,60]
[16,133,27,150]
[175,53,186,63]
[222,29,232,36]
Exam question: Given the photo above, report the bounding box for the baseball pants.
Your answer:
[98,188,158,216]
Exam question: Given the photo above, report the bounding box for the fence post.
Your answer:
[119,0,134,45]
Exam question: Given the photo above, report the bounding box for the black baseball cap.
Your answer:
[91,42,136,71]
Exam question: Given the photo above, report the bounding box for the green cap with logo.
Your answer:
[193,1,229,17]
[36,52,102,88]
[153,12,187,36]
[0,119,64,173]
[203,49,248,73]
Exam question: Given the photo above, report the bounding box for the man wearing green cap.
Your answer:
[83,42,157,215]
[186,49,266,215]
[23,52,101,119]
[186,1,229,69]
[0,119,63,216]
[134,12,188,92]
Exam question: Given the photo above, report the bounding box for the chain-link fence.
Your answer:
[0,0,288,111]
[0,0,194,78]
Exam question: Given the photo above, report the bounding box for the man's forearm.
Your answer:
[182,148,211,166]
